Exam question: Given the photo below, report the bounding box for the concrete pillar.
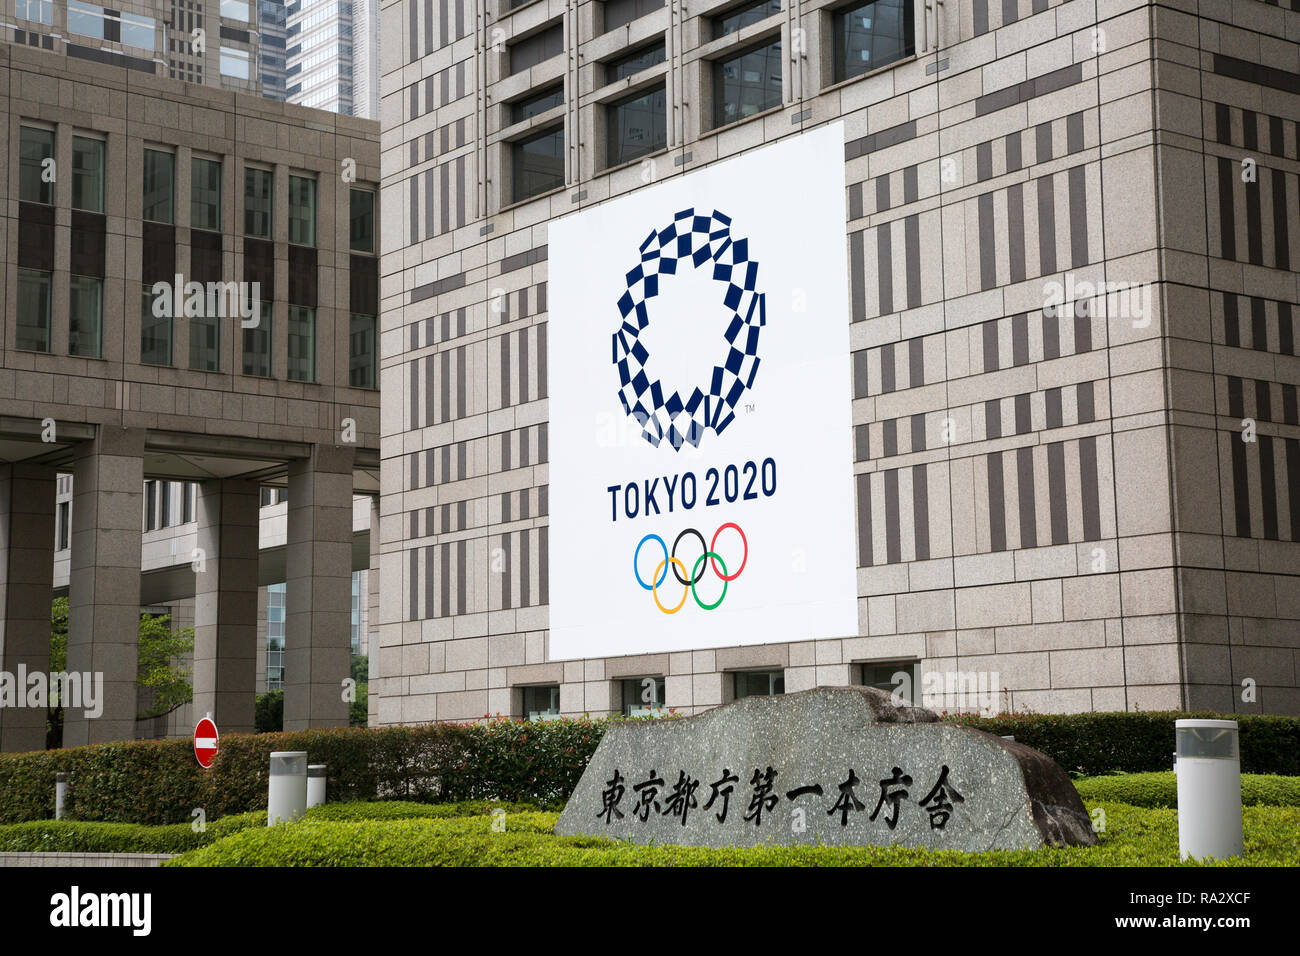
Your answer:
[366,494,379,728]
[0,463,57,752]
[192,478,260,733]
[284,444,354,730]
[64,426,145,747]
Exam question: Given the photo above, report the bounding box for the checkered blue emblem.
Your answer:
[611,208,765,451]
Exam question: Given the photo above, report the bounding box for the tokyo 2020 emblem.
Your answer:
[611,208,765,452]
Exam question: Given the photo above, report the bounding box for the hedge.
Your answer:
[3,710,1297,825]
[0,811,265,854]
[0,718,605,825]
[165,803,1300,867]
[950,711,1300,777]
[1073,772,1300,809]
[302,800,541,822]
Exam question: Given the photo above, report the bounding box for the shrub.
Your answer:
[165,804,1300,867]
[0,811,264,854]
[302,800,540,822]
[254,691,283,734]
[950,711,1300,777]
[1073,772,1300,808]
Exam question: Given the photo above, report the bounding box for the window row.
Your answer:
[17,126,377,253]
[502,0,915,202]
[16,269,377,388]
[65,1,157,50]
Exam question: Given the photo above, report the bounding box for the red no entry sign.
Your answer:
[194,717,219,769]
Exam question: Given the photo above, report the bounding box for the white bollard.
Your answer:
[267,751,308,826]
[307,764,327,809]
[1175,719,1244,861]
[55,772,68,820]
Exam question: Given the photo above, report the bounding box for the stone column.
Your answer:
[0,463,57,752]
[284,444,354,730]
[366,494,379,728]
[64,426,145,747]
[192,478,260,733]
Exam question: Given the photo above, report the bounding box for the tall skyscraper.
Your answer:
[284,0,377,119]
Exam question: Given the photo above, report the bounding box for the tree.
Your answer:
[46,598,195,748]
[350,654,369,727]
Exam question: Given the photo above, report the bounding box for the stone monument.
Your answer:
[555,686,1097,850]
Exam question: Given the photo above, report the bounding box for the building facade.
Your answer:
[377,0,1300,723]
[285,0,382,118]
[0,37,381,751]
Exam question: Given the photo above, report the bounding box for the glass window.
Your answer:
[182,482,194,524]
[349,188,375,252]
[508,23,563,75]
[288,175,316,246]
[832,0,914,83]
[15,0,53,24]
[71,136,106,213]
[606,85,667,168]
[57,501,70,551]
[141,282,172,366]
[349,313,376,388]
[511,125,563,203]
[142,148,175,224]
[713,40,782,128]
[67,0,104,39]
[16,269,52,352]
[120,12,155,49]
[603,0,663,32]
[266,583,285,689]
[861,661,919,704]
[69,275,103,358]
[733,669,784,699]
[621,677,666,716]
[145,481,157,531]
[511,84,563,124]
[19,126,54,205]
[606,41,666,83]
[243,302,273,377]
[522,684,560,720]
[244,167,273,237]
[220,47,251,79]
[713,0,780,38]
[287,305,316,381]
[192,157,222,232]
[221,0,250,20]
[190,313,220,372]
[160,481,173,528]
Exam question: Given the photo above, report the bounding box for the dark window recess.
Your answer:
[287,245,317,307]
[142,222,176,283]
[713,0,780,39]
[511,84,563,123]
[350,254,378,315]
[70,210,106,277]
[243,237,275,301]
[603,0,663,32]
[512,125,564,202]
[191,230,223,284]
[606,85,667,167]
[607,41,666,82]
[104,15,119,42]
[18,202,55,272]
[220,26,250,42]
[508,23,562,75]
[713,39,782,128]
[832,0,914,84]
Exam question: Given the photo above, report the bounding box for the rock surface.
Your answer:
[555,686,1098,851]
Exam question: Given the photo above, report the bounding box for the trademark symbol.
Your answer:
[745,404,756,413]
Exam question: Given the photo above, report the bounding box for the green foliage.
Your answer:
[1073,772,1300,808]
[136,613,195,721]
[255,690,284,734]
[164,803,1300,867]
[950,711,1300,776]
[302,800,539,822]
[0,811,265,854]
[0,719,610,825]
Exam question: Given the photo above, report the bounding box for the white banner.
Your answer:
[547,123,858,660]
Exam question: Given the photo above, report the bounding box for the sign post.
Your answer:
[194,716,219,769]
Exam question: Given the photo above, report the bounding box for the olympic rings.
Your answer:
[652,558,690,614]
[633,524,746,613]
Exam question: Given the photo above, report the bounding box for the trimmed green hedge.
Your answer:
[3,710,1297,825]
[0,811,265,854]
[302,800,540,822]
[1073,772,1300,808]
[165,803,1300,867]
[951,712,1300,777]
[0,719,605,825]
